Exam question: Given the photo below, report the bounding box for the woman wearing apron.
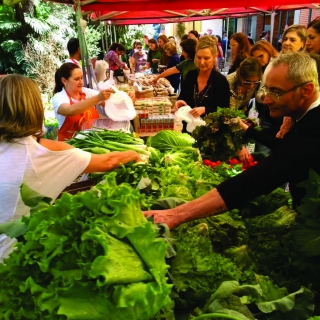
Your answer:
[52,63,113,141]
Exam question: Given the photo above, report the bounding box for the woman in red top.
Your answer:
[52,63,113,141]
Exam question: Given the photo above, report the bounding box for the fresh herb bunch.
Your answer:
[192,108,246,162]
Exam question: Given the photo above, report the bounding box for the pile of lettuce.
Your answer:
[0,174,172,319]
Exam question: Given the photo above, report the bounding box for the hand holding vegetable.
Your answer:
[144,207,180,229]
[174,100,187,112]
[189,107,205,118]
[238,145,251,164]
[238,117,249,131]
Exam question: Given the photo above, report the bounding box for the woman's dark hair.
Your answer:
[308,18,320,34]
[108,43,126,52]
[181,34,189,41]
[237,57,262,80]
[309,53,320,82]
[188,30,199,39]
[215,35,222,44]
[230,32,251,63]
[54,63,80,94]
[180,38,197,59]
[148,38,159,50]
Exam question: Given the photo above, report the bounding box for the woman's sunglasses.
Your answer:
[242,80,261,86]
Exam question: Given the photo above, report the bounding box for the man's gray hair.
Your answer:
[270,52,319,89]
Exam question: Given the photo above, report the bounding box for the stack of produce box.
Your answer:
[134,96,174,134]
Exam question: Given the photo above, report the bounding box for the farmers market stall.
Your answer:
[1,107,320,319]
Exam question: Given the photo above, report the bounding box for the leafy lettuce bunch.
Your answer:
[192,108,246,162]
[0,173,172,319]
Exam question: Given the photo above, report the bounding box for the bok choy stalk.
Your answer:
[68,130,150,156]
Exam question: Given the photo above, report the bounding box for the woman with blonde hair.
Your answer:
[228,32,251,74]
[281,24,307,53]
[94,60,109,82]
[174,35,230,126]
[0,74,141,261]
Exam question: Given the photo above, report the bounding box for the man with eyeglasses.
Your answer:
[145,52,320,229]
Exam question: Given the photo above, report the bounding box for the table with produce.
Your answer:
[1,108,320,320]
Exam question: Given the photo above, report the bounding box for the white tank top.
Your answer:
[0,136,91,261]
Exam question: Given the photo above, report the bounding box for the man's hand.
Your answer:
[144,208,180,229]
[238,145,251,163]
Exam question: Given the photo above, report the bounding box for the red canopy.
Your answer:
[88,5,318,24]
[50,0,320,24]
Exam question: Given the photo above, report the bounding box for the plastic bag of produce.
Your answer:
[175,106,205,133]
[105,86,136,121]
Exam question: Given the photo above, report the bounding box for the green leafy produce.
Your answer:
[170,223,241,303]
[0,174,172,319]
[196,211,249,253]
[192,108,246,162]
[245,206,297,235]
[162,147,201,167]
[68,129,149,155]
[202,278,314,320]
[146,130,195,151]
[240,188,292,218]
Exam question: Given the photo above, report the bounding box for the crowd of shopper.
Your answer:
[1,18,320,263]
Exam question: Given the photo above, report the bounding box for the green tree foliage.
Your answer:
[0,0,76,75]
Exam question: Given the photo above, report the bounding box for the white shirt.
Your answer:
[0,136,91,261]
[65,58,80,66]
[51,87,101,129]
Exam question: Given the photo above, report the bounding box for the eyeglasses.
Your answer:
[137,47,142,49]
[261,81,312,99]
[242,80,261,86]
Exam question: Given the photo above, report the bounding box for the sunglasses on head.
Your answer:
[242,80,261,85]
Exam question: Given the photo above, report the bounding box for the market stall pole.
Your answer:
[75,1,97,88]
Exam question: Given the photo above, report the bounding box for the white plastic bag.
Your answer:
[175,106,206,133]
[104,86,136,121]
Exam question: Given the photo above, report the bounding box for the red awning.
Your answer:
[88,5,318,24]
[48,0,320,24]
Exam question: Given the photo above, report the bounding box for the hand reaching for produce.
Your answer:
[238,146,251,164]
[189,107,205,118]
[174,100,187,112]
[144,208,180,230]
[238,117,249,131]
[151,76,159,85]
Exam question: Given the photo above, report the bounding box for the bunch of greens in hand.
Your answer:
[192,108,246,162]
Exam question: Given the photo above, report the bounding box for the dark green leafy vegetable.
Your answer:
[192,108,246,162]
